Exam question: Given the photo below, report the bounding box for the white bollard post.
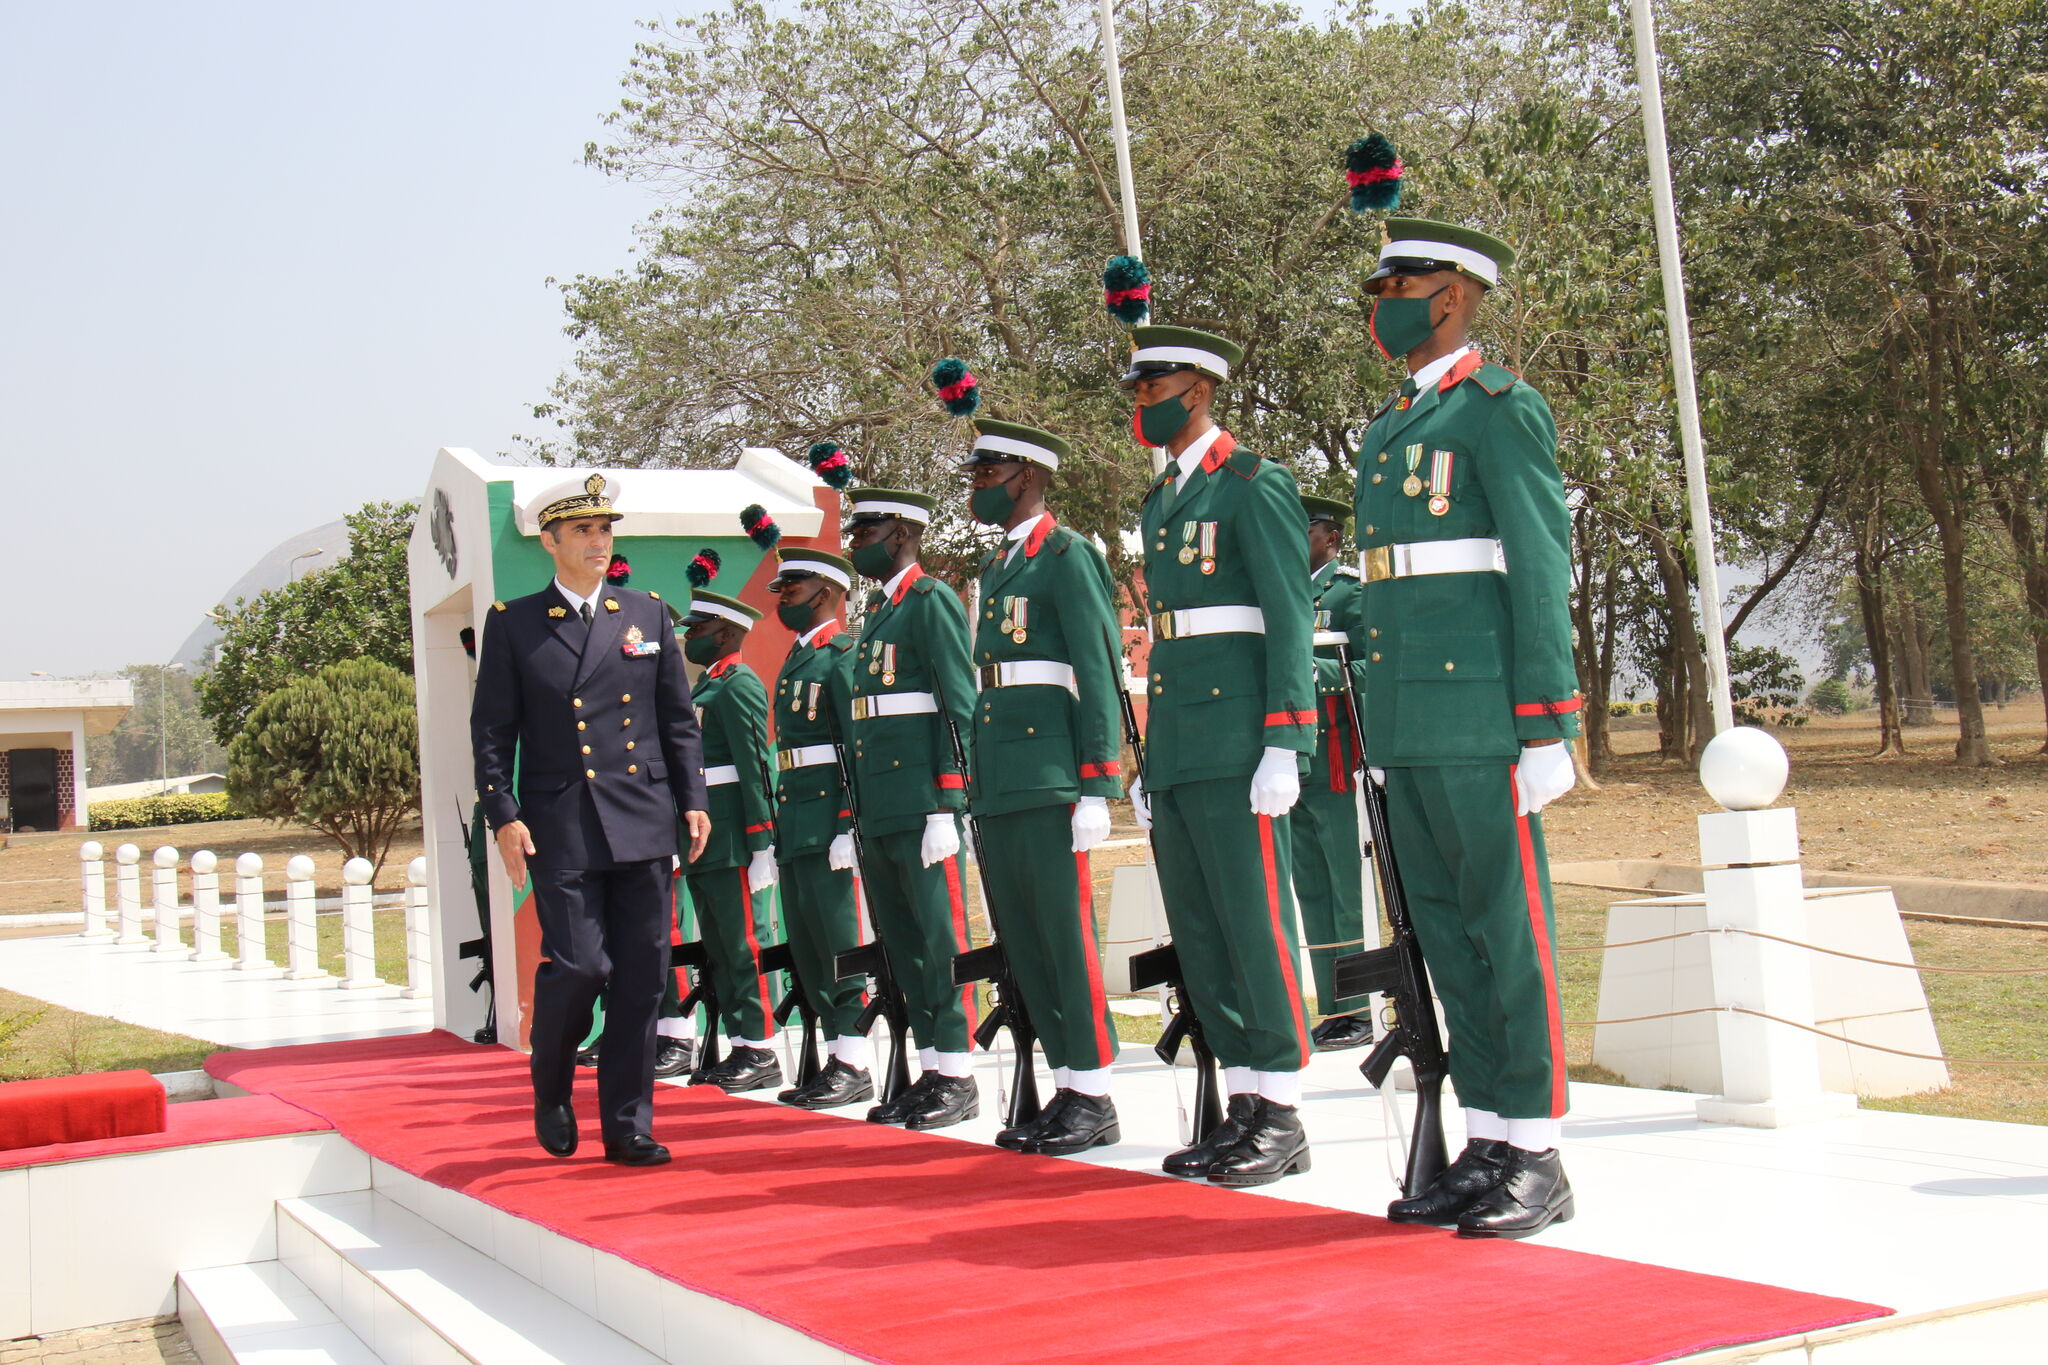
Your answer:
[190,850,229,962]
[340,857,386,990]
[79,841,112,939]
[114,843,146,944]
[151,846,192,958]
[234,853,279,975]
[403,856,433,999]
[284,855,329,982]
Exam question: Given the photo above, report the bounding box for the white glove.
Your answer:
[1249,746,1302,818]
[1128,775,1153,830]
[919,812,961,868]
[1514,742,1577,816]
[1369,767,1386,786]
[1070,796,1112,853]
[828,832,857,872]
[747,847,780,890]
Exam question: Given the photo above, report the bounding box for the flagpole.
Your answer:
[1630,0,1733,735]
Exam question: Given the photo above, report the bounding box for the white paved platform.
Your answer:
[0,930,431,1047]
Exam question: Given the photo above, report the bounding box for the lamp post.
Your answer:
[289,548,326,582]
[158,662,185,794]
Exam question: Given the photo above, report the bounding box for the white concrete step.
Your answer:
[276,1189,663,1365]
[177,1260,382,1364]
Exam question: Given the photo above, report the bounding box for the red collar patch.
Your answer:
[1023,513,1057,558]
[1199,430,1239,474]
[1439,351,1486,393]
[890,563,927,605]
[808,619,842,648]
[707,653,741,678]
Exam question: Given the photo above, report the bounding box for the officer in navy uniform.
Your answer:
[472,474,711,1167]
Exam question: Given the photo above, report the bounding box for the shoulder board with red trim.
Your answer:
[1047,525,1078,555]
[1222,444,1262,479]
[1449,360,1521,396]
[910,576,939,595]
[829,634,856,653]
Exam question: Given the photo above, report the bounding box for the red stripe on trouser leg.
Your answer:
[1074,833,1113,1067]
[1509,766,1568,1118]
[739,868,770,1037]
[941,853,978,1040]
[1256,814,1311,1069]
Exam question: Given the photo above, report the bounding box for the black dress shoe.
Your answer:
[602,1134,672,1167]
[1312,1013,1375,1051]
[779,1058,874,1110]
[1387,1138,1511,1225]
[1457,1146,1574,1239]
[1026,1091,1119,1156]
[903,1074,979,1130]
[995,1090,1065,1151]
[1162,1093,1260,1178]
[692,1045,783,1093]
[653,1037,696,1079]
[575,1046,600,1068]
[535,1103,577,1158]
[867,1072,939,1124]
[1208,1097,1310,1187]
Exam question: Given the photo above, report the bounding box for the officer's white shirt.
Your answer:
[1171,424,1227,496]
[1003,513,1046,565]
[881,563,917,601]
[797,617,840,647]
[1406,343,1474,395]
[552,577,604,620]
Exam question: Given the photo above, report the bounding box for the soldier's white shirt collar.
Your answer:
[882,564,916,600]
[1406,344,1474,395]
[1003,513,1047,564]
[553,577,604,618]
[1172,425,1227,494]
[797,617,840,646]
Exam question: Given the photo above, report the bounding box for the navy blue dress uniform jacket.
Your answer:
[472,584,709,867]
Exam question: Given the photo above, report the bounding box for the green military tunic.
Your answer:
[1352,349,1582,1119]
[847,566,978,1054]
[1139,429,1318,1073]
[771,619,867,1038]
[679,654,777,1042]
[1292,558,1369,1017]
[968,514,1125,1073]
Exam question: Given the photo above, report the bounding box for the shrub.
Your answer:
[88,792,236,831]
[1607,700,1635,718]
[1636,700,1659,715]
[1807,678,1861,715]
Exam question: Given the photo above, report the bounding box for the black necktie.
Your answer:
[580,602,593,625]
[1399,377,1419,399]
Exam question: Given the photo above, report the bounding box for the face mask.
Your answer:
[776,598,819,632]
[1132,386,1194,447]
[849,535,898,581]
[969,469,1025,526]
[683,632,726,665]
[1369,284,1451,361]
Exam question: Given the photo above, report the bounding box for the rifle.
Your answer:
[457,800,497,1044]
[1327,639,1449,1199]
[829,735,915,1102]
[934,683,1040,1129]
[758,941,821,1089]
[670,939,724,1081]
[1128,943,1224,1141]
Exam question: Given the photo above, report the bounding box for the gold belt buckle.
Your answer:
[775,750,797,771]
[978,664,1000,690]
[851,697,871,721]
[1150,610,1179,641]
[1364,546,1393,583]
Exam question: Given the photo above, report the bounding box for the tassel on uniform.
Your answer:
[807,441,854,489]
[1102,255,1152,326]
[930,358,980,417]
[686,548,721,588]
[1346,133,1404,212]
[740,504,781,550]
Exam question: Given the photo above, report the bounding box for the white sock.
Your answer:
[1066,1066,1113,1098]
[1253,1070,1301,1106]
[1505,1117,1561,1153]
[931,1050,972,1079]
[734,1036,773,1051]
[656,1017,695,1040]
[829,1034,871,1069]
[1223,1066,1256,1096]
[1464,1108,1507,1142]
[1053,1066,1072,1091]
[918,1046,938,1073]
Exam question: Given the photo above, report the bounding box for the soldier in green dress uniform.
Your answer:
[1296,493,1374,1051]
[959,419,1127,1155]
[1352,218,1581,1238]
[675,589,784,1094]
[1125,325,1320,1187]
[842,488,982,1130]
[765,546,875,1109]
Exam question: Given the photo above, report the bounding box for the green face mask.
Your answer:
[1133,390,1193,447]
[849,534,898,581]
[1369,284,1451,361]
[776,599,818,632]
[683,631,726,665]
[968,469,1024,526]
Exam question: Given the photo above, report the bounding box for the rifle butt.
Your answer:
[1404,1072,1450,1199]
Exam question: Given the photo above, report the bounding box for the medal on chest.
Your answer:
[1002,596,1029,644]
[805,681,820,721]
[1198,521,1217,575]
[1429,448,1455,516]
[882,643,897,686]
[1178,519,1198,565]
[1402,443,1425,498]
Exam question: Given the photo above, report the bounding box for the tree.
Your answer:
[197,501,417,748]
[226,660,420,872]
[90,664,225,786]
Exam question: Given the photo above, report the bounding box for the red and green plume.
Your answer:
[740,504,781,550]
[930,358,980,417]
[604,553,631,586]
[686,548,721,589]
[1102,255,1151,326]
[806,441,854,489]
[1346,133,1403,212]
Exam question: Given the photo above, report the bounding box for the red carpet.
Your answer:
[209,1032,1887,1365]
[0,1094,330,1171]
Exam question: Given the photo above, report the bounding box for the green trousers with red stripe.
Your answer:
[776,850,868,1039]
[1289,780,1368,1017]
[1383,764,1566,1120]
[683,865,775,1042]
[977,804,1119,1073]
[1149,776,1309,1073]
[861,820,976,1055]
